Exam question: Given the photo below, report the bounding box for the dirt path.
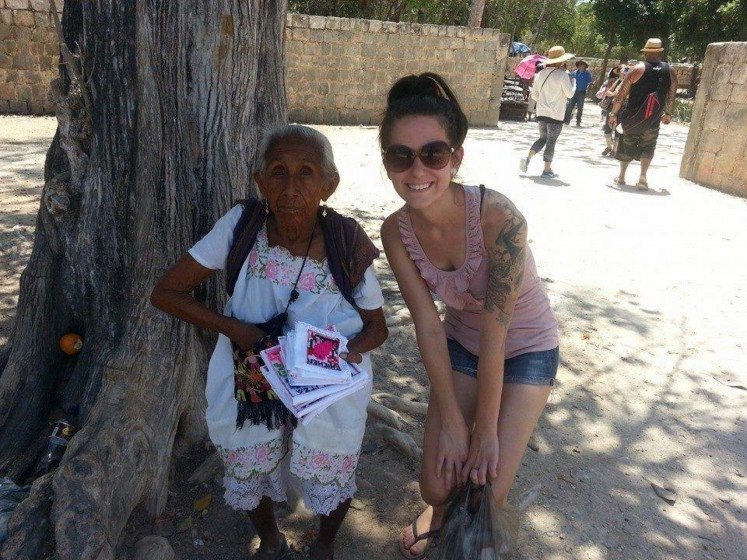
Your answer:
[1,110,745,560]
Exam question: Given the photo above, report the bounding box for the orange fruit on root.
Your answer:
[60,333,83,355]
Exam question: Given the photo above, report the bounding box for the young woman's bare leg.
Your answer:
[489,383,552,504]
[400,372,476,557]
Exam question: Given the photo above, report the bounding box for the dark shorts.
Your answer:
[446,338,559,386]
[616,125,660,162]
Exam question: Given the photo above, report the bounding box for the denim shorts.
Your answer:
[446,338,559,386]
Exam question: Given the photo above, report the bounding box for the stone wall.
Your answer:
[680,42,747,197]
[506,56,697,93]
[0,0,62,114]
[285,14,510,126]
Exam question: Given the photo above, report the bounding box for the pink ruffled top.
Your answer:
[397,185,558,359]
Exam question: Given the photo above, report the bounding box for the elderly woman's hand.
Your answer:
[227,320,267,352]
[340,351,362,364]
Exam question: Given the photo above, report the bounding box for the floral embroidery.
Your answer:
[217,436,289,481]
[247,228,337,294]
[217,436,361,515]
[291,441,359,486]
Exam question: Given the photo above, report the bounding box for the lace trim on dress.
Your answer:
[397,185,484,310]
[290,440,360,515]
[223,468,289,512]
[297,476,358,516]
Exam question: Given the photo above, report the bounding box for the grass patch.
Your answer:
[673,98,693,123]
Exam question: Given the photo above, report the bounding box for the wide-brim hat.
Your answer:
[641,38,664,52]
[545,45,575,64]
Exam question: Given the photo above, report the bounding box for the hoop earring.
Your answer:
[450,168,457,177]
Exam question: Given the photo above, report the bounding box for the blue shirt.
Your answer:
[572,69,593,92]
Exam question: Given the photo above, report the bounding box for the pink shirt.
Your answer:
[397,185,558,359]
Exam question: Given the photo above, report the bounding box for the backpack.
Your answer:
[621,62,670,134]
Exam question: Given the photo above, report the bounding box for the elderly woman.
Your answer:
[151,125,388,560]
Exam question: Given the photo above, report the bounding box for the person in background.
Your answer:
[608,58,627,80]
[520,45,575,179]
[564,60,593,126]
[525,60,545,122]
[609,39,678,190]
[598,75,621,155]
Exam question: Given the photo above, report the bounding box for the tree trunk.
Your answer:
[0,1,288,558]
[531,0,550,45]
[468,0,486,28]
[596,34,615,90]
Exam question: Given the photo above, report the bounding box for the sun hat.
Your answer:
[641,38,665,52]
[545,45,575,64]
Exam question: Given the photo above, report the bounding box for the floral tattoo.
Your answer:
[484,193,527,326]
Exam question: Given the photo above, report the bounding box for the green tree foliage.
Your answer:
[664,0,747,59]
[288,0,747,61]
[592,0,745,61]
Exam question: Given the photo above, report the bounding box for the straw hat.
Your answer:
[545,45,575,64]
[641,38,665,53]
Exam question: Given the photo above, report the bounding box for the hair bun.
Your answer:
[387,73,446,107]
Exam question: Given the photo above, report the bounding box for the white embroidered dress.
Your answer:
[189,205,384,515]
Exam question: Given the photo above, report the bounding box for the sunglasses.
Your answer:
[382,141,455,173]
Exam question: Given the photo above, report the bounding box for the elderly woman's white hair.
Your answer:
[256,124,340,186]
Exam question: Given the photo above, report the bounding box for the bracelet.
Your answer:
[609,113,617,117]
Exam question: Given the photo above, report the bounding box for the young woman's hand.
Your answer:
[436,414,470,485]
[461,427,500,486]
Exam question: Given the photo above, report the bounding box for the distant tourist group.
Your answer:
[520,37,678,190]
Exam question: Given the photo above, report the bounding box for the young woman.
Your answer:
[378,73,559,559]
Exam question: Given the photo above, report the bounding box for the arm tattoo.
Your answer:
[484,194,527,326]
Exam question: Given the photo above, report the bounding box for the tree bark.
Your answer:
[468,0,486,28]
[531,0,550,45]
[0,1,288,558]
[596,33,615,90]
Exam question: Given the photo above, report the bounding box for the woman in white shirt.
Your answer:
[519,46,575,179]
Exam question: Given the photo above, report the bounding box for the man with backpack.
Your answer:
[608,38,678,190]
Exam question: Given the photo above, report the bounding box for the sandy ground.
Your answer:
[1,108,745,560]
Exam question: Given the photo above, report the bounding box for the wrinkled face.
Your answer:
[254,137,337,227]
[384,115,463,210]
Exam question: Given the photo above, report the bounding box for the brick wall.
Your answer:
[285,14,510,126]
[680,42,747,197]
[505,56,697,94]
[0,9,510,125]
[0,0,62,114]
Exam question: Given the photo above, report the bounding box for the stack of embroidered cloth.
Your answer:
[259,322,369,425]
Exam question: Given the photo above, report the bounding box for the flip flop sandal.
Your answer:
[613,176,626,186]
[252,534,292,560]
[636,180,649,190]
[399,522,441,559]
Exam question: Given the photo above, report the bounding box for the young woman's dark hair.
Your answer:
[379,72,469,150]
